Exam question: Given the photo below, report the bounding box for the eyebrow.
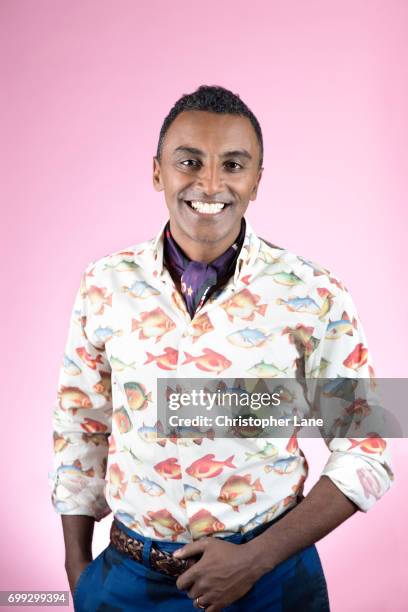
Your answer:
[173,146,253,160]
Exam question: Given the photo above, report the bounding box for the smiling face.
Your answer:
[153,110,263,262]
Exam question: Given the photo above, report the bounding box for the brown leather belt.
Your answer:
[109,499,302,578]
[110,521,198,577]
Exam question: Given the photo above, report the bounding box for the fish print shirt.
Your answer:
[48,218,394,542]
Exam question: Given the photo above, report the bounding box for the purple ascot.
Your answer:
[163,218,246,318]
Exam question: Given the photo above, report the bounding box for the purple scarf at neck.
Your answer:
[163,218,246,318]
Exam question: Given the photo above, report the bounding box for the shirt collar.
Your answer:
[163,218,246,279]
[137,216,261,287]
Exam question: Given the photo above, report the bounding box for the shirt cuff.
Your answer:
[320,450,394,512]
[48,471,112,522]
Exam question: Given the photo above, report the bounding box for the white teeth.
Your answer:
[190,201,225,214]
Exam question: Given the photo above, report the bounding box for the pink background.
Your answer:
[1,0,407,609]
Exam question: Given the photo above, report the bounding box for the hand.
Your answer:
[65,557,93,598]
[173,538,262,612]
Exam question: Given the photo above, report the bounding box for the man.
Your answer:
[49,85,394,612]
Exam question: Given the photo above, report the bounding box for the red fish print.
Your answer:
[188,313,214,343]
[221,288,267,322]
[343,343,368,371]
[282,324,319,357]
[182,348,232,374]
[189,509,225,538]
[113,407,133,434]
[218,474,264,512]
[143,509,186,541]
[76,347,104,370]
[53,433,70,453]
[87,285,113,315]
[124,381,152,411]
[347,433,387,455]
[154,457,182,480]
[282,323,314,342]
[131,307,176,343]
[286,427,300,453]
[186,454,236,481]
[93,370,112,397]
[80,418,109,434]
[109,463,127,499]
[58,386,93,411]
[82,433,106,446]
[144,347,179,370]
[344,399,371,427]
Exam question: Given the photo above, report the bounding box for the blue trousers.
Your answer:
[73,518,330,611]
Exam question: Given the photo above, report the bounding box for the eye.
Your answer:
[224,161,243,171]
[180,159,201,168]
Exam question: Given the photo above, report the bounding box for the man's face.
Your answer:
[153,110,263,248]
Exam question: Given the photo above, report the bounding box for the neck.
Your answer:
[168,219,243,263]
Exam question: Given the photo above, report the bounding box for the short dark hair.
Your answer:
[156,85,263,168]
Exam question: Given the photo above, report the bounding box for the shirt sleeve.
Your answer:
[306,283,395,512]
[48,263,113,521]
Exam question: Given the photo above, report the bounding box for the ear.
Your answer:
[153,157,164,192]
[249,166,264,201]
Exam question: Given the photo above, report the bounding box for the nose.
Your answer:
[195,159,224,195]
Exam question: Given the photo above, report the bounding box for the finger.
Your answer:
[187,584,204,600]
[192,594,212,610]
[173,539,207,559]
[176,565,200,591]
